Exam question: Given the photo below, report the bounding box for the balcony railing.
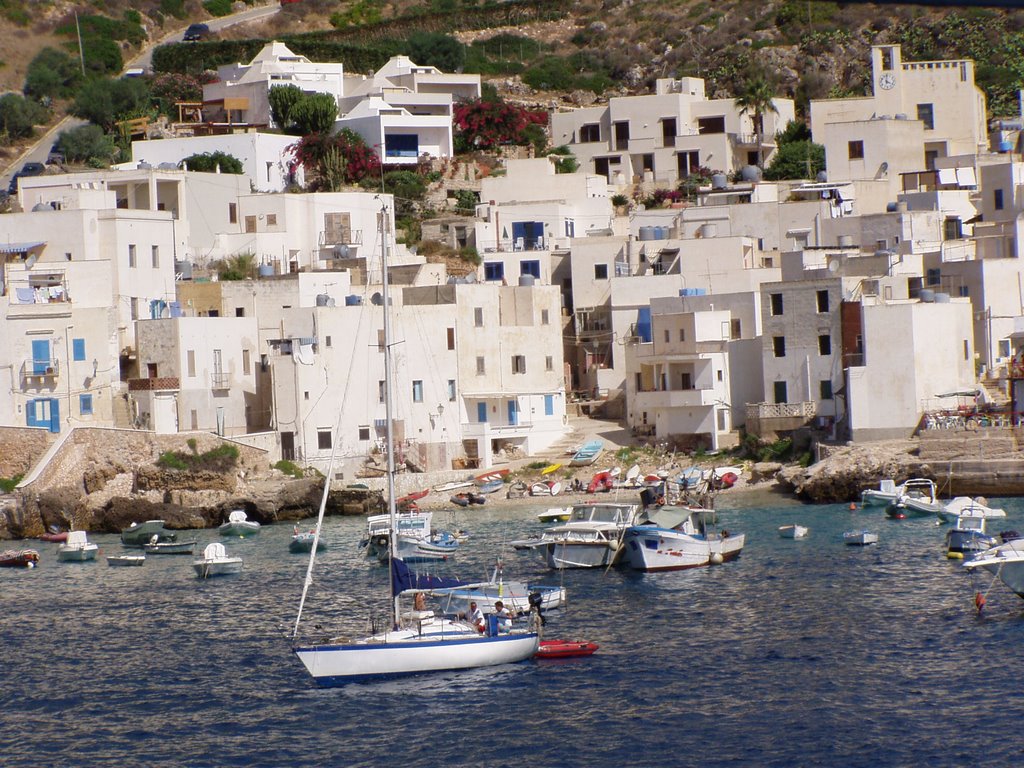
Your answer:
[128,376,180,391]
[210,371,230,389]
[20,358,59,385]
[746,401,817,420]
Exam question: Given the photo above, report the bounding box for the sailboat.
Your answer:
[291,199,540,686]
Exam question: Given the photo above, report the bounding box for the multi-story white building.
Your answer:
[202,41,345,127]
[550,76,794,187]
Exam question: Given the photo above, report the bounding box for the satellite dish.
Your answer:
[333,244,350,259]
[370,292,383,306]
[828,259,839,273]
[25,254,37,269]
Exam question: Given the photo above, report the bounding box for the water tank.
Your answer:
[258,264,274,277]
[838,234,853,248]
[635,307,653,343]
[740,165,762,182]
[333,244,351,259]
[919,289,935,303]
[894,113,908,120]
[638,226,656,241]
[886,202,898,212]
[518,274,536,287]
[653,226,667,239]
[699,223,717,239]
[711,173,728,190]
[999,141,1013,153]
[934,292,951,303]
[815,170,828,183]
[175,260,193,280]
[344,294,362,306]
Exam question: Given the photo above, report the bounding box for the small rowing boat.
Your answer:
[535,639,599,659]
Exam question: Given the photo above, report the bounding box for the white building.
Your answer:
[202,41,345,127]
[550,76,795,187]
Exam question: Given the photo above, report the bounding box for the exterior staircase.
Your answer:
[980,376,1011,408]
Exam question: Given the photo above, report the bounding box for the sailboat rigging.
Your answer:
[292,198,540,685]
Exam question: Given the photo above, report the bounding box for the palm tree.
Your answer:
[735,77,779,169]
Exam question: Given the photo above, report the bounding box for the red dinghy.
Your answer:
[535,639,599,659]
[396,489,429,510]
[39,531,68,543]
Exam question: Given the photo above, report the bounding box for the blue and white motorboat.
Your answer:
[622,505,745,571]
[219,509,260,537]
[383,531,460,563]
[511,500,640,569]
[945,514,998,557]
[569,439,604,467]
[363,511,433,558]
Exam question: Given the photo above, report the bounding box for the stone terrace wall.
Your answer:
[19,428,270,496]
[0,427,54,479]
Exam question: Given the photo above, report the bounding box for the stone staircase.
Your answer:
[979,377,1011,408]
[112,392,134,429]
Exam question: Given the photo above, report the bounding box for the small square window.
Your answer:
[266,213,277,227]
[317,429,332,450]
[79,394,93,416]
[594,264,608,280]
[358,426,370,441]
[848,140,864,160]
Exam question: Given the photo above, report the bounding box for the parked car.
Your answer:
[183,23,209,41]
[46,143,64,165]
[8,161,46,194]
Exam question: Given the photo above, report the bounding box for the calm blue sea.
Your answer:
[4,491,1024,768]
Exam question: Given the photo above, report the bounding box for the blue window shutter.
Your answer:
[477,402,487,423]
[72,338,86,361]
[80,394,93,415]
[25,399,37,427]
[49,398,60,433]
[31,339,50,374]
[544,394,554,416]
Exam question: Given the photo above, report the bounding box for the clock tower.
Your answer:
[871,45,902,113]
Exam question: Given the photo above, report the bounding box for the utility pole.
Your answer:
[75,12,86,76]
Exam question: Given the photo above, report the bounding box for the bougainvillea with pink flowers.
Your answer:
[453,98,548,151]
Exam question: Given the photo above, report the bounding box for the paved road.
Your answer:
[2,2,280,193]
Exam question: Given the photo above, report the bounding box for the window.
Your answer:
[926,268,941,286]
[820,380,833,400]
[412,380,423,402]
[594,264,608,280]
[72,338,86,361]
[848,141,864,160]
[474,307,484,327]
[678,329,685,342]
[773,336,786,357]
[447,327,455,350]
[546,355,553,371]
[325,336,332,347]
[187,350,195,377]
[512,355,526,374]
[995,189,1004,211]
[769,293,784,316]
[613,121,629,150]
[816,290,829,313]
[235,307,245,317]
[999,339,1011,359]
[447,379,456,402]
[151,245,159,268]
[128,244,137,268]
[79,394,93,416]
[378,380,385,403]
[677,150,700,178]
[959,286,970,298]
[944,218,963,240]
[484,262,505,281]
[717,369,723,382]
[317,429,332,450]
[818,334,832,355]
[717,409,728,431]
[190,410,198,430]
[358,426,370,441]
[545,394,554,416]
[520,260,541,278]
[697,116,725,134]
[242,349,251,376]
[384,134,419,158]
[881,47,894,70]
[964,340,970,360]
[664,329,670,343]
[541,309,549,325]
[916,103,934,130]
[229,203,237,223]
[662,118,676,148]
[266,213,277,227]
[245,216,257,233]
[773,381,788,404]
[730,319,741,340]
[130,297,138,321]
[579,123,600,143]
[476,356,486,375]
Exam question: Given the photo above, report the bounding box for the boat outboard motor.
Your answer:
[528,590,546,626]
[640,487,658,508]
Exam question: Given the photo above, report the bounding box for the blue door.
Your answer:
[544,394,554,416]
[31,339,50,375]
[48,398,60,432]
[477,402,487,423]
[26,398,60,432]
[507,399,518,426]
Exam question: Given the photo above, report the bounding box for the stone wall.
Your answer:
[0,427,54,479]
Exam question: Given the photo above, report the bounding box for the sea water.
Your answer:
[4,492,1024,767]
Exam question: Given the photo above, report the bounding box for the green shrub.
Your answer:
[0,474,24,493]
[57,124,116,164]
[0,93,48,141]
[24,48,82,100]
[160,0,187,19]
[157,443,240,471]
[181,151,244,174]
[274,460,305,478]
[203,0,233,17]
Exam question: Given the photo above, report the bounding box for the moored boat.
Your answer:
[622,505,745,571]
[38,528,68,543]
[861,478,903,507]
[363,511,432,558]
[778,524,809,539]
[289,529,326,554]
[939,496,1007,523]
[121,520,176,547]
[535,639,599,659]
[945,514,998,556]
[512,500,640,569]
[218,509,260,537]
[963,538,1024,598]
[886,479,942,519]
[193,542,243,578]
[844,530,878,546]
[537,506,572,523]
[107,554,146,567]
[57,530,99,562]
[0,549,40,568]
[144,538,197,555]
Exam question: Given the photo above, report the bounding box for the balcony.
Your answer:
[128,376,180,391]
[635,388,715,409]
[20,358,59,387]
[745,401,817,438]
[462,421,534,440]
[210,371,231,390]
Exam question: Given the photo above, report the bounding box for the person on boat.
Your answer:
[465,601,484,631]
[413,592,427,612]
[494,601,514,633]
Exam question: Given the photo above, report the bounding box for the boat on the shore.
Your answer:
[569,439,604,467]
[0,549,40,568]
[530,480,562,497]
[587,471,614,493]
[193,542,243,578]
[506,480,529,499]
[451,491,485,507]
[433,478,474,493]
[218,509,260,537]
[476,479,504,495]
[121,520,176,548]
[38,528,68,543]
[57,530,98,562]
[396,489,430,511]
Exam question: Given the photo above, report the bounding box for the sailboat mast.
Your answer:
[378,198,401,628]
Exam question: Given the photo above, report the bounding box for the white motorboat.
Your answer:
[107,554,146,567]
[193,542,243,578]
[511,501,640,569]
[536,506,572,523]
[886,479,942,518]
[383,531,460,563]
[945,514,998,557]
[622,505,745,571]
[861,478,903,507]
[57,530,99,562]
[778,524,809,539]
[844,530,879,546]
[963,538,1024,598]
[218,509,260,537]
[363,511,433,558]
[291,202,539,686]
[939,496,1007,523]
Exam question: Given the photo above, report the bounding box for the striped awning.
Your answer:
[0,241,45,254]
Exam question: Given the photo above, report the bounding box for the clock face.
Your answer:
[878,73,896,90]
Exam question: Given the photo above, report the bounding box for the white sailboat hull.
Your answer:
[295,622,539,685]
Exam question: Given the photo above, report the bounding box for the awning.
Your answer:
[935,390,980,398]
[0,241,45,254]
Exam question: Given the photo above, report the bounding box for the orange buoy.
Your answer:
[849,503,857,511]
[975,592,986,614]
